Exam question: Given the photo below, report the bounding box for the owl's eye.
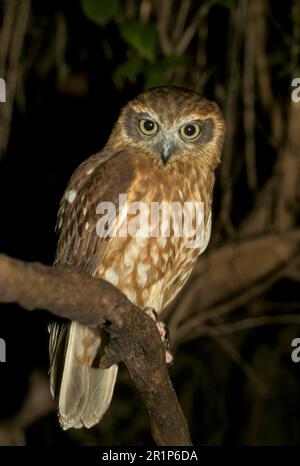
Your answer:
[180,123,201,140]
[139,119,159,136]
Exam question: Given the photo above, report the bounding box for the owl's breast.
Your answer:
[97,235,200,312]
[96,167,209,312]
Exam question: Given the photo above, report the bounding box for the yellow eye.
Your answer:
[180,123,201,140]
[139,119,159,136]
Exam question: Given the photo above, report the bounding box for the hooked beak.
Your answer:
[160,139,175,165]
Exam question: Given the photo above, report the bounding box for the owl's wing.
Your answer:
[54,148,134,272]
[49,147,135,429]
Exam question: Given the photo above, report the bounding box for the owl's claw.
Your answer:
[145,307,173,366]
[145,307,158,322]
[165,350,174,366]
[156,320,170,349]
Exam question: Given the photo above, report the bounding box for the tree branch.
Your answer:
[0,253,191,446]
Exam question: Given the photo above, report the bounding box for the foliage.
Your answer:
[80,0,187,89]
[81,0,120,26]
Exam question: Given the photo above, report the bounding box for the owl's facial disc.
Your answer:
[123,105,216,166]
[136,114,176,165]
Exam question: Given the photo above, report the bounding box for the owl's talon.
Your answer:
[156,321,170,349]
[166,350,174,366]
[144,308,172,364]
[145,307,158,322]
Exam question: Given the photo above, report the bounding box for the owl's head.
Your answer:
[109,86,225,169]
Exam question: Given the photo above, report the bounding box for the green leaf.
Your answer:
[115,60,144,81]
[161,54,188,68]
[144,63,168,89]
[81,0,120,26]
[144,68,169,90]
[119,21,158,62]
[144,56,188,89]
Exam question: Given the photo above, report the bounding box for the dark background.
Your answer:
[0,0,300,445]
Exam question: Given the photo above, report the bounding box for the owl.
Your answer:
[49,86,225,429]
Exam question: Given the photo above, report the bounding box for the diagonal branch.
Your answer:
[0,253,191,446]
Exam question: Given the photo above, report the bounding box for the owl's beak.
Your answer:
[160,139,175,165]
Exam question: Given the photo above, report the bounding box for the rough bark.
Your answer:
[0,253,191,446]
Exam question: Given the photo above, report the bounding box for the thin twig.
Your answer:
[217,0,247,237]
[175,1,213,55]
[157,0,173,55]
[214,314,300,335]
[171,0,191,46]
[139,0,152,23]
[172,251,299,345]
[209,334,268,395]
[0,0,17,76]
[243,0,257,191]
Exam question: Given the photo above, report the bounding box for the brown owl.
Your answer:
[49,86,225,429]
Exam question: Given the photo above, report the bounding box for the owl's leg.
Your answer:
[145,308,173,365]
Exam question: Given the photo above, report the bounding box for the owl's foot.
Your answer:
[145,307,173,366]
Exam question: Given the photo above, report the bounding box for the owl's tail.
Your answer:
[49,320,118,430]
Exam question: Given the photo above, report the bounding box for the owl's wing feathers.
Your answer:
[49,148,135,430]
[55,149,124,271]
